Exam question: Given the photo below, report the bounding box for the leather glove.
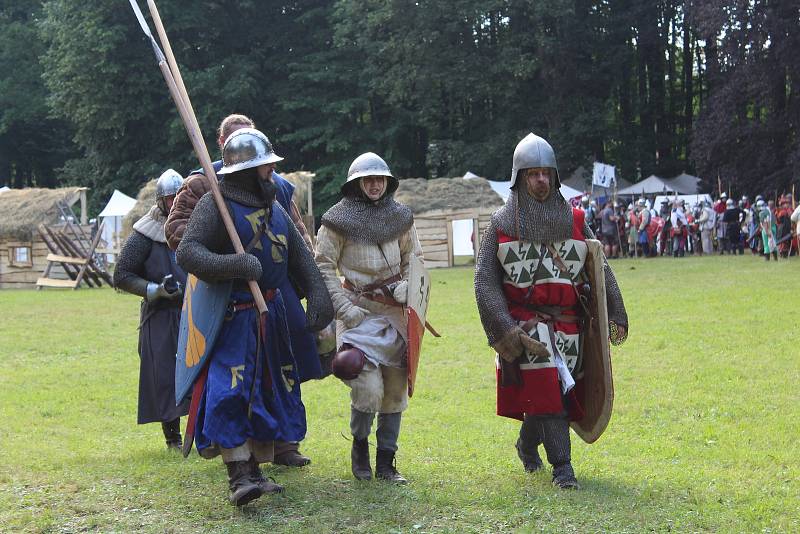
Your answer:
[340,304,369,329]
[392,280,409,304]
[492,326,550,362]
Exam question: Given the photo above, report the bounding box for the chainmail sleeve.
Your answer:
[314,225,353,317]
[475,218,517,345]
[113,231,153,297]
[282,205,334,331]
[583,220,628,330]
[176,193,262,282]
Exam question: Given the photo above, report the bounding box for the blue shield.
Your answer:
[175,274,232,404]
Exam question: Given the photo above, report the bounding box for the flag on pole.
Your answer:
[592,162,616,188]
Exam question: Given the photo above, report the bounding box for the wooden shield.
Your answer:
[570,239,613,444]
[406,254,431,397]
[175,275,232,404]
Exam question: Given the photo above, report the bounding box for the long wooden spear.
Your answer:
[128,0,267,314]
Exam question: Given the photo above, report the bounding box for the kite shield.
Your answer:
[406,254,431,397]
[175,275,232,404]
[571,239,613,444]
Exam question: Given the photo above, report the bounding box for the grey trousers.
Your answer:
[351,408,402,452]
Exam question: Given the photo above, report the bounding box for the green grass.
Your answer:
[1,255,798,533]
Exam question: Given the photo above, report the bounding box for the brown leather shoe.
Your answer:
[273,449,311,467]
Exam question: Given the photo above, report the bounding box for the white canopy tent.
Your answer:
[666,173,702,194]
[617,175,676,196]
[98,189,137,262]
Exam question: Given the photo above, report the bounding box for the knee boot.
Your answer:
[350,408,375,480]
[516,415,544,472]
[225,460,263,506]
[161,418,182,450]
[375,413,406,483]
[541,416,579,489]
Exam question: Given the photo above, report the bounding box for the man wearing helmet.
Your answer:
[176,128,333,506]
[314,153,423,484]
[474,133,628,489]
[166,114,319,468]
[114,169,189,450]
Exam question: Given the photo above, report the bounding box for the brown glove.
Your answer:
[492,326,549,362]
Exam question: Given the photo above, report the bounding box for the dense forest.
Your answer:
[1,1,798,214]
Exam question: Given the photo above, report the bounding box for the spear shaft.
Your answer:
[128,0,267,314]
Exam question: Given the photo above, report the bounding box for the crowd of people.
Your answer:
[578,193,800,260]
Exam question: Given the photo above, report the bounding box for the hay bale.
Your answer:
[122,179,157,238]
[0,187,85,240]
[281,171,314,214]
[395,177,504,214]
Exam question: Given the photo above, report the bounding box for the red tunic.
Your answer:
[495,208,588,421]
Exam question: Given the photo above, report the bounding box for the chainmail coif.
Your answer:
[495,188,574,243]
[321,195,413,244]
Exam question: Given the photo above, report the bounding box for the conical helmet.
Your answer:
[218,128,283,175]
[509,133,559,188]
[341,152,398,196]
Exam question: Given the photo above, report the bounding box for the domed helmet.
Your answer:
[636,198,646,207]
[341,152,398,197]
[720,192,728,199]
[755,194,764,202]
[155,168,183,215]
[217,128,283,175]
[726,198,734,207]
[581,195,590,207]
[509,133,559,189]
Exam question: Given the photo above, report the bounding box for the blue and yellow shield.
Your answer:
[175,274,232,404]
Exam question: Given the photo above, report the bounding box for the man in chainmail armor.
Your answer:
[474,133,628,489]
[315,152,423,484]
[166,114,319,468]
[114,169,189,450]
[176,128,333,506]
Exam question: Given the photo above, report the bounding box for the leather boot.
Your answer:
[351,437,372,481]
[225,460,263,506]
[273,441,311,467]
[161,419,182,450]
[375,449,407,484]
[246,457,284,494]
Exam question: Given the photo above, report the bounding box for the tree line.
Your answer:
[1,0,798,214]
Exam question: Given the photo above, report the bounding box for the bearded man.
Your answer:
[176,128,333,506]
[166,114,319,467]
[474,133,628,489]
[114,169,189,449]
[315,153,423,484]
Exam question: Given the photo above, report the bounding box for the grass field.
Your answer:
[1,255,798,533]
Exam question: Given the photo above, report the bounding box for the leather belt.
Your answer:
[228,289,277,314]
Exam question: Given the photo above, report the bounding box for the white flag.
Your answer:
[592,162,616,188]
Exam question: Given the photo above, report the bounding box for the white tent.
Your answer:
[98,189,137,262]
[0,186,9,194]
[665,173,701,194]
[617,175,676,196]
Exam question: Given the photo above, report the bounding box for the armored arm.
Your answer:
[113,231,153,297]
[176,193,262,282]
[583,221,629,341]
[474,218,517,345]
[284,206,334,331]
